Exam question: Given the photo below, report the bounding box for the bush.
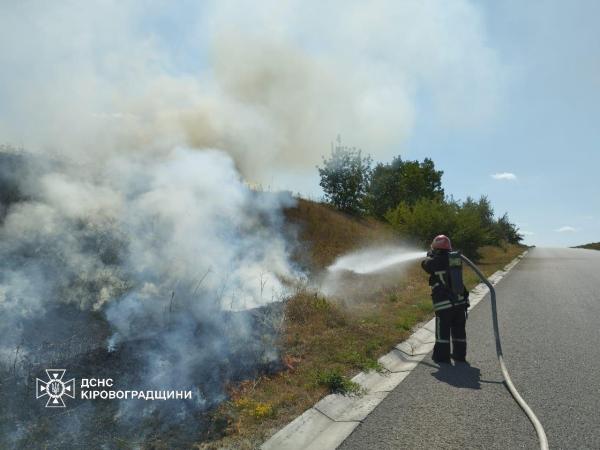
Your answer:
[385,198,457,244]
[386,198,489,259]
[318,138,372,215]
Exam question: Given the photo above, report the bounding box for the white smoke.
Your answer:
[0,146,295,340]
[0,0,504,184]
[0,148,298,445]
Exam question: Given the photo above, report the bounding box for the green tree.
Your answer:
[493,213,523,244]
[366,157,443,218]
[318,139,372,215]
[453,203,489,258]
[461,195,496,246]
[462,196,495,229]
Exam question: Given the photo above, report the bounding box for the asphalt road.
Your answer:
[339,248,600,449]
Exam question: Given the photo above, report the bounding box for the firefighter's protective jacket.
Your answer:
[421,249,469,312]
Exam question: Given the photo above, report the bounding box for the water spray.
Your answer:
[327,247,426,274]
[460,254,549,450]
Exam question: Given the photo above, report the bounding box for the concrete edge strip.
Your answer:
[261,250,529,450]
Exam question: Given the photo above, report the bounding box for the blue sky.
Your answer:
[1,1,598,247]
[407,1,600,247]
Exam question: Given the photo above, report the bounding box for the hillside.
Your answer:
[574,242,600,251]
[284,198,398,270]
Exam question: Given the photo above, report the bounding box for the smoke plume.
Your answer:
[0,0,504,184]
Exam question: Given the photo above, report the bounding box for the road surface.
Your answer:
[339,248,600,449]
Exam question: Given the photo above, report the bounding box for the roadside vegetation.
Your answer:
[199,140,525,449]
[202,199,525,449]
[574,242,600,250]
[318,138,522,258]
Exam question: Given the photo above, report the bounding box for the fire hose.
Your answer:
[460,254,549,450]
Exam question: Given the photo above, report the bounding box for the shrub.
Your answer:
[385,198,490,259]
[385,198,457,246]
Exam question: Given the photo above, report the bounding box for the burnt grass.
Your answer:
[0,150,289,448]
[0,302,285,449]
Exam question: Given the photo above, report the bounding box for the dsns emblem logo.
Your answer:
[36,369,76,407]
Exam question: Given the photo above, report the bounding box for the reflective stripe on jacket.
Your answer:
[421,249,469,309]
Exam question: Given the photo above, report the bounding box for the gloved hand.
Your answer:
[426,249,434,258]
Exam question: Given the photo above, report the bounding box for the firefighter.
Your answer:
[421,235,469,364]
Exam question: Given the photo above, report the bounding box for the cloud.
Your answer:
[520,230,535,236]
[555,226,578,232]
[491,172,517,180]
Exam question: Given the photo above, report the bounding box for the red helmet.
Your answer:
[431,235,451,250]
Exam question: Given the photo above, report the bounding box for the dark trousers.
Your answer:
[433,305,467,361]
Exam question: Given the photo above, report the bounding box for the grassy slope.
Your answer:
[201,199,525,449]
[283,198,397,270]
[574,242,600,250]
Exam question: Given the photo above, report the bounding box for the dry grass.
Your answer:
[198,200,526,449]
[284,198,397,270]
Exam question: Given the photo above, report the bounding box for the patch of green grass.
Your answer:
[334,349,384,373]
[360,359,385,373]
[395,309,419,331]
[315,368,363,395]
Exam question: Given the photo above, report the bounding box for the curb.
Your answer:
[262,250,529,450]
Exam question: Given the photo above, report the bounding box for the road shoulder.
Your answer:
[261,251,529,450]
